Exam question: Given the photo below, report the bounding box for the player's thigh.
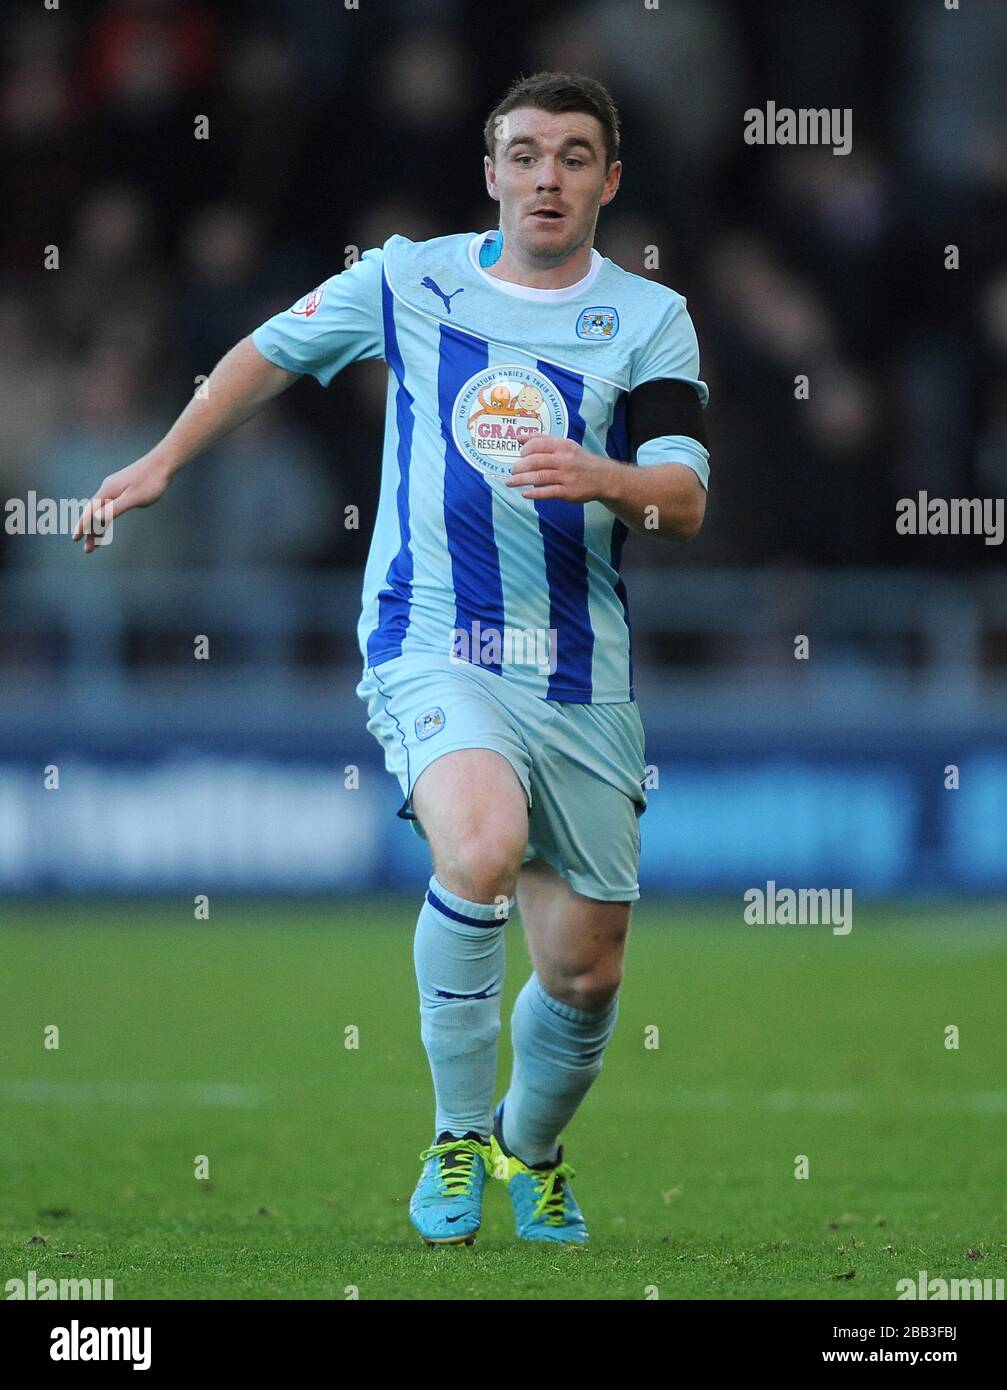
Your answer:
[413,748,530,900]
[524,701,646,906]
[517,858,631,1011]
[358,653,533,900]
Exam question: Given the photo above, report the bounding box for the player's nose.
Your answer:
[536,162,562,189]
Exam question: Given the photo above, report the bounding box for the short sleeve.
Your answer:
[635,434,710,488]
[629,294,710,482]
[630,295,709,403]
[251,246,386,386]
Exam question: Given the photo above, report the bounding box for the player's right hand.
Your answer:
[73,455,174,554]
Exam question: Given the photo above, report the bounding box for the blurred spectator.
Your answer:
[975,266,1007,495]
[76,0,220,218]
[214,34,308,223]
[0,15,83,270]
[179,203,266,368]
[0,292,67,496]
[49,186,172,356]
[196,406,339,570]
[899,0,1007,197]
[15,340,190,570]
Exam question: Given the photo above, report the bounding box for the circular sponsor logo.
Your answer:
[452,365,568,479]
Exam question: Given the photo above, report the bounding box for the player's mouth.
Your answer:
[529,207,566,222]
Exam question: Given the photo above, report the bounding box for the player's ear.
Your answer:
[484,155,500,202]
[599,159,622,208]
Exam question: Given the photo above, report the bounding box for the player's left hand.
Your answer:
[506,436,614,504]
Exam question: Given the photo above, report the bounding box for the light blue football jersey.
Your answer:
[251,230,709,703]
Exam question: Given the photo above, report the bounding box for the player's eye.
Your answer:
[513,154,535,166]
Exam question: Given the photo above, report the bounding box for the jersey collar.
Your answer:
[468,231,603,303]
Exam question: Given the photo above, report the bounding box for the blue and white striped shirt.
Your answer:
[251,230,709,702]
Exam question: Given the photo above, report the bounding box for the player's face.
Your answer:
[484,107,621,266]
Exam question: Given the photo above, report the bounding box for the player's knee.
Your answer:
[546,967,622,1015]
[435,827,524,904]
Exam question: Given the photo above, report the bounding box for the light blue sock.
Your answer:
[502,972,619,1166]
[414,874,513,1140]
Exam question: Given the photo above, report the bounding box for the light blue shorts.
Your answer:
[355,651,648,902]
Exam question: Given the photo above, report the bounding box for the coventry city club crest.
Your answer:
[576,306,619,340]
[415,706,446,740]
[452,364,568,480]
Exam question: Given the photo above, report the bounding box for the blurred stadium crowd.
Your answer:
[2,0,1005,580]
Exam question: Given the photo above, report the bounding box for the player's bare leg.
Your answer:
[405,748,529,1244]
[412,747,529,903]
[491,859,630,1242]
[514,857,630,1013]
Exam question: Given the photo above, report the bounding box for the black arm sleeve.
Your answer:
[626,378,707,458]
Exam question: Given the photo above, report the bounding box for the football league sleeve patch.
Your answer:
[250,244,386,385]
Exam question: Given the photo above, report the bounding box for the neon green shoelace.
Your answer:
[530,1161,577,1224]
[417,1139,489,1198]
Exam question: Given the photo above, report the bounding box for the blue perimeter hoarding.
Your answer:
[1,735,1004,895]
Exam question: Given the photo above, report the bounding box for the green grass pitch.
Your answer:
[2,898,1005,1300]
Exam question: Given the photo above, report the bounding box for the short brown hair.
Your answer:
[484,71,621,170]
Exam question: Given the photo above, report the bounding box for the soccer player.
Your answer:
[74,72,710,1247]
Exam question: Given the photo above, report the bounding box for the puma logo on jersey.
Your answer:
[421,276,465,315]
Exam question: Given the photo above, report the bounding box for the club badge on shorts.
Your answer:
[415,706,446,740]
